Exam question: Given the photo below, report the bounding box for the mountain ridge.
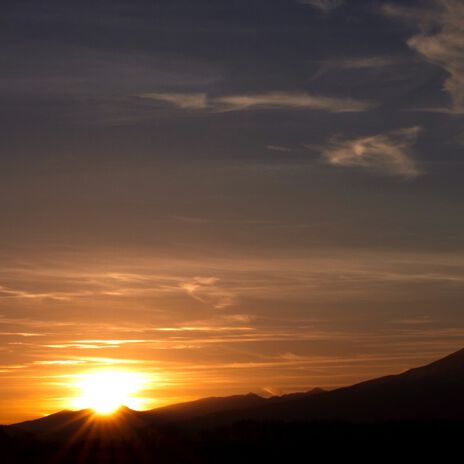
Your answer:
[5,348,464,432]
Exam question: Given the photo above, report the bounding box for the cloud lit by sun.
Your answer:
[71,371,150,414]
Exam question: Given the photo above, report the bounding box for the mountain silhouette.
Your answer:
[143,388,325,423]
[3,349,464,463]
[4,348,464,435]
[137,348,464,426]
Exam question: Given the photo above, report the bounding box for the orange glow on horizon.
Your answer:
[70,370,150,414]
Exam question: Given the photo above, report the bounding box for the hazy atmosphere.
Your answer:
[1,0,464,424]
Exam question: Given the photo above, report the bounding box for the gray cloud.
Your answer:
[310,55,406,82]
[298,0,344,13]
[336,56,401,69]
[138,93,209,110]
[318,56,403,71]
[384,0,464,113]
[140,91,373,113]
[267,145,293,152]
[322,126,422,178]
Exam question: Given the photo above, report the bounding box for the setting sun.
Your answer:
[71,371,148,414]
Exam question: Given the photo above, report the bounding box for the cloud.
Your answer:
[33,360,86,365]
[317,56,402,73]
[267,145,293,152]
[383,0,464,113]
[0,332,46,337]
[332,56,401,69]
[322,126,422,178]
[298,0,344,13]
[309,55,405,82]
[0,285,90,301]
[138,92,208,109]
[140,91,373,113]
[215,93,371,112]
[180,277,235,309]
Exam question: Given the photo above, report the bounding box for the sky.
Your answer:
[1,0,464,423]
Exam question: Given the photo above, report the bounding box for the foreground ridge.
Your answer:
[2,348,464,463]
[5,347,464,430]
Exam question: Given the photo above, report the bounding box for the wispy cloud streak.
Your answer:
[384,0,464,113]
[140,91,373,113]
[322,126,422,177]
[298,0,344,13]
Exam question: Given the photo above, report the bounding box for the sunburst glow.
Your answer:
[71,370,148,414]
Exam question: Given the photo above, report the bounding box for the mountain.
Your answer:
[142,392,267,422]
[8,406,150,441]
[5,347,464,436]
[3,350,464,463]
[12,408,95,434]
[184,348,464,424]
[143,388,325,423]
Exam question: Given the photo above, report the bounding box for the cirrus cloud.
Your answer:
[180,277,235,309]
[139,91,373,113]
[139,92,209,109]
[383,0,464,113]
[298,0,344,13]
[322,126,423,178]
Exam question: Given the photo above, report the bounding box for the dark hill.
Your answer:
[143,388,325,423]
[187,348,464,424]
[5,348,464,433]
[3,350,464,463]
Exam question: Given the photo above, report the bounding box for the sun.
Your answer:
[71,370,147,415]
